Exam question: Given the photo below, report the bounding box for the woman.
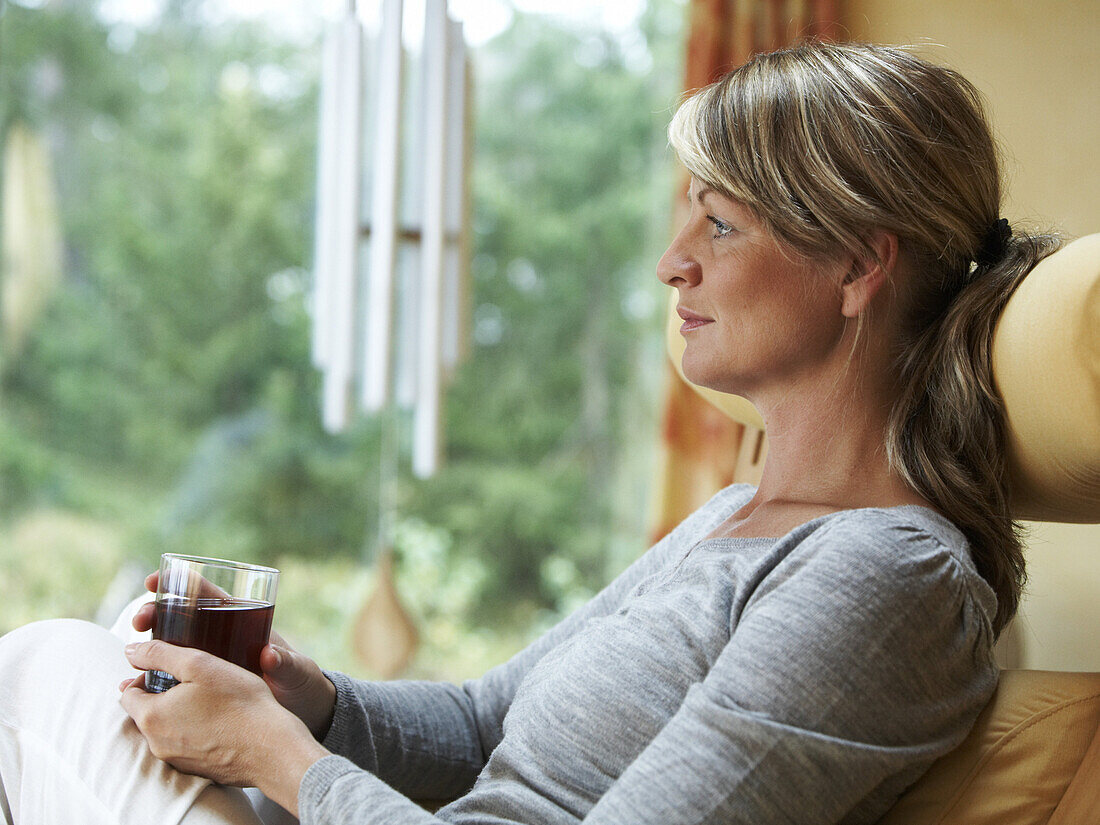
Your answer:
[0,41,1061,824]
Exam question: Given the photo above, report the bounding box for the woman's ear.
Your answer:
[840,230,898,318]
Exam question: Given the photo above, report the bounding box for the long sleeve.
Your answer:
[305,485,753,807]
[299,499,998,825]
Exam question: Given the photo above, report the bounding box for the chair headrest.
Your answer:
[665,233,1100,524]
[993,234,1100,522]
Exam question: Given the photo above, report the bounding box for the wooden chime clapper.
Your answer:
[312,0,469,678]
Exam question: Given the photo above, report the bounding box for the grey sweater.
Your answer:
[299,484,998,824]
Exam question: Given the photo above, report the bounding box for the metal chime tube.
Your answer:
[412,0,451,478]
[310,19,341,372]
[441,17,468,378]
[320,6,365,433]
[361,0,404,412]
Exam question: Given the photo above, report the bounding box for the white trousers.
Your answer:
[0,619,297,825]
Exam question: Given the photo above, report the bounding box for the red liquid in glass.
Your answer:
[147,596,274,692]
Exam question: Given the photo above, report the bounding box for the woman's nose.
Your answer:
[657,234,702,287]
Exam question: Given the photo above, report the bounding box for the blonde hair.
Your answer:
[669,42,1061,635]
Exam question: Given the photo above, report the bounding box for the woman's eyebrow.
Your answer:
[691,183,750,221]
[694,185,716,204]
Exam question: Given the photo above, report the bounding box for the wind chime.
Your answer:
[311,0,471,677]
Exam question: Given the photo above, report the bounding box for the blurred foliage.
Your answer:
[408,6,685,621]
[0,0,683,675]
[0,508,123,629]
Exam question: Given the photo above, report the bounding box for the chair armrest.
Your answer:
[1046,713,1100,825]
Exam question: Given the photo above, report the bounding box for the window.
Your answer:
[0,0,684,680]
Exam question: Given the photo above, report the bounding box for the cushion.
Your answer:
[992,234,1100,523]
[879,670,1100,825]
[666,234,1100,522]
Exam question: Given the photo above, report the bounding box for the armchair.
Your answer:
[666,234,1100,823]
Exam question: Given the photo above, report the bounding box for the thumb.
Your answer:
[260,643,336,740]
[261,644,311,692]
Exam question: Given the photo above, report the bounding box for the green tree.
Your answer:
[403,5,684,619]
[0,0,686,640]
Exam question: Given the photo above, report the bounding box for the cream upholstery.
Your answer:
[993,234,1100,523]
[880,670,1100,825]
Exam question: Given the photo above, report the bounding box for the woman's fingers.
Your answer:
[131,601,156,632]
[118,671,148,692]
[261,643,325,695]
[118,641,320,792]
[119,681,154,728]
[143,568,234,601]
[133,569,240,633]
[124,639,209,684]
[260,644,337,740]
[129,572,160,632]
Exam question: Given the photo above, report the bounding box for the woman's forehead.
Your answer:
[688,177,755,217]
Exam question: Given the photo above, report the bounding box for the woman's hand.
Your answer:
[120,640,329,815]
[131,572,337,740]
[258,641,338,741]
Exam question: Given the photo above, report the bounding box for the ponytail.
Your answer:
[887,231,1062,634]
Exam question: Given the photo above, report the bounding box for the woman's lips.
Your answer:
[677,306,713,333]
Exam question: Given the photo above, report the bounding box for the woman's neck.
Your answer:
[710,367,934,540]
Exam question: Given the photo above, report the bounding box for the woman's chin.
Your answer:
[677,363,756,404]
[680,359,740,395]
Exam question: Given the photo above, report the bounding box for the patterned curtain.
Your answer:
[650,0,843,542]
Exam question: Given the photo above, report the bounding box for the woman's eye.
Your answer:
[707,216,734,238]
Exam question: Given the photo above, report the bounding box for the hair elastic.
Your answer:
[975,217,1011,267]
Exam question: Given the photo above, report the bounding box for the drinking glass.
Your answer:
[146,553,279,693]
